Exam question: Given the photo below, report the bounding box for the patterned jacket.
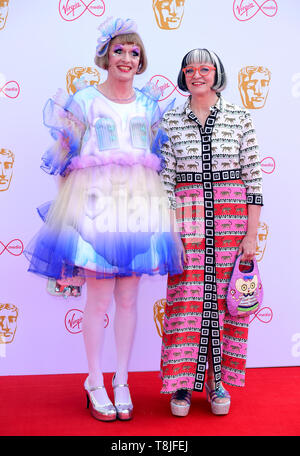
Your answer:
[159,95,263,210]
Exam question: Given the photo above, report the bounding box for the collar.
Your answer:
[183,94,225,118]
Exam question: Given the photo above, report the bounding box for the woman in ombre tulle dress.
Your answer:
[24,17,183,422]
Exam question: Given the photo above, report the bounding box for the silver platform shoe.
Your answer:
[84,378,116,421]
[112,374,133,420]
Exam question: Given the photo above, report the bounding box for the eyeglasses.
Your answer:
[182,65,216,78]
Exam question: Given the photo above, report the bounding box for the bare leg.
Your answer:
[82,276,115,404]
[113,274,141,404]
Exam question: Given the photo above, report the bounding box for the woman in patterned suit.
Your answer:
[159,48,263,416]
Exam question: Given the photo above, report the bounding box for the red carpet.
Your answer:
[0,367,299,436]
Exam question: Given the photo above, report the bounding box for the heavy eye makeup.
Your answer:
[112,45,124,55]
[131,46,140,57]
[112,44,140,57]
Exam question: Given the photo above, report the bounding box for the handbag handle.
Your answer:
[234,252,258,275]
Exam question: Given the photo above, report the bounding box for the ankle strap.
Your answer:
[112,373,129,389]
[113,383,129,389]
[89,385,105,392]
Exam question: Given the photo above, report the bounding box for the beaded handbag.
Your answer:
[226,254,263,317]
[47,267,86,298]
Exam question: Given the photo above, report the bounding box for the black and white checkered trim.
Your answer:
[246,193,264,206]
[176,169,242,183]
[188,108,223,392]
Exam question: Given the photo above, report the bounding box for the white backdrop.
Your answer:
[1,0,300,376]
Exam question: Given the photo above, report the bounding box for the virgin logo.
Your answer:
[260,156,275,174]
[233,0,278,21]
[0,80,20,99]
[59,0,105,22]
[149,75,188,102]
[0,239,24,256]
[65,309,109,334]
[249,306,273,324]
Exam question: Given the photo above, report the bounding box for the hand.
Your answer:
[238,234,257,262]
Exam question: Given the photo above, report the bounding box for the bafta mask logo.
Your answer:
[66,66,101,95]
[153,0,185,30]
[238,66,271,109]
[0,0,9,31]
[153,298,166,337]
[0,303,18,344]
[0,149,14,191]
[256,221,269,262]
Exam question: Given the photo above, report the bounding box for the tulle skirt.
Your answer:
[24,164,182,279]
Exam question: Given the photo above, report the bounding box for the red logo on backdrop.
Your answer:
[260,156,275,174]
[249,306,273,324]
[149,75,188,102]
[65,309,109,334]
[59,0,105,21]
[0,239,24,256]
[0,80,20,99]
[233,0,278,21]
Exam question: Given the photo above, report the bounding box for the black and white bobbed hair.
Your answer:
[177,48,227,93]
